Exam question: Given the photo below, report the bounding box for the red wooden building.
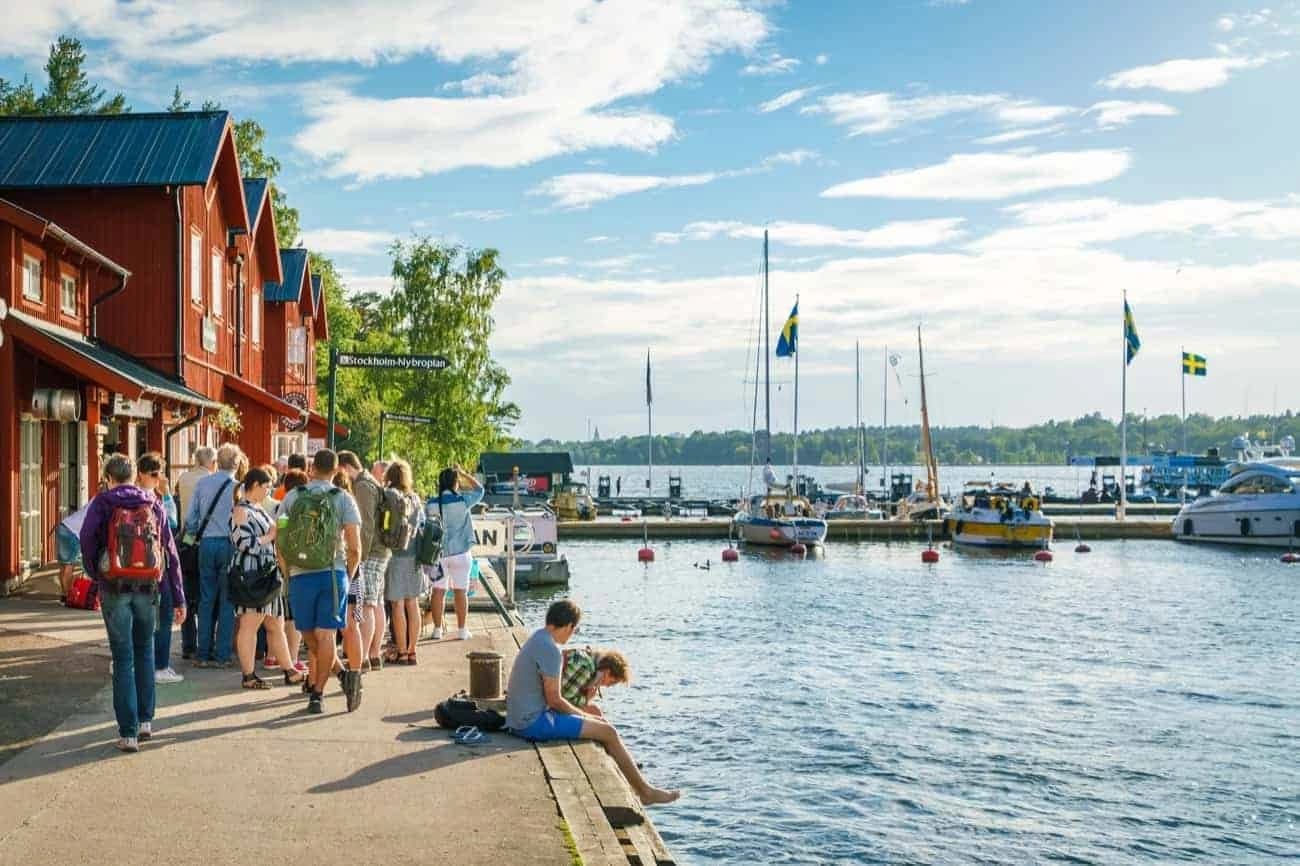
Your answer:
[262,247,333,459]
[0,196,219,587]
[0,111,303,472]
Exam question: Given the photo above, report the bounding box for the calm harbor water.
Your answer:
[577,463,1120,501]
[518,538,1299,865]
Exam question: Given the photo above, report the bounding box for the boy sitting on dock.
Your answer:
[507,600,679,806]
[561,647,630,719]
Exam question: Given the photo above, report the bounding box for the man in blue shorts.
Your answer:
[506,599,680,806]
[278,449,363,714]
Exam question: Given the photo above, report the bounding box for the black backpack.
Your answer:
[415,510,444,566]
[433,691,506,731]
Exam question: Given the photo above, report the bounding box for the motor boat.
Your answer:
[1172,458,1300,548]
[944,482,1053,548]
[476,506,571,587]
[825,494,885,520]
[733,492,829,548]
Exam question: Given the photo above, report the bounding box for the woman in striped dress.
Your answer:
[230,467,304,689]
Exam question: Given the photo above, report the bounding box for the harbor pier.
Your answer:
[560,517,1174,541]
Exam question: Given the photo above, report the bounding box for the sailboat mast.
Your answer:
[882,344,889,500]
[917,325,939,502]
[646,348,653,495]
[856,341,863,494]
[793,292,800,489]
[763,230,772,462]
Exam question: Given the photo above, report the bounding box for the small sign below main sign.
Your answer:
[336,352,449,371]
[112,395,154,419]
[385,412,434,424]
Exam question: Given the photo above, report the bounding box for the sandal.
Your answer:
[382,647,402,664]
[453,726,487,745]
[401,652,417,666]
[283,669,305,686]
[241,672,270,690]
[369,656,384,671]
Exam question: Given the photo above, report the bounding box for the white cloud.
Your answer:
[540,256,572,266]
[991,100,1075,125]
[973,196,1300,251]
[759,87,815,113]
[338,272,396,295]
[655,218,967,249]
[803,91,1004,135]
[1086,100,1179,129]
[815,53,829,65]
[758,149,819,167]
[821,149,1131,201]
[1099,54,1279,92]
[741,52,800,75]
[585,235,618,243]
[450,209,509,221]
[974,124,1066,144]
[299,228,393,255]
[1217,15,1237,32]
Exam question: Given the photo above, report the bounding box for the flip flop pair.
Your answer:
[453,725,488,745]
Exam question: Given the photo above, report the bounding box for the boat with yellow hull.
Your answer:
[944,484,1054,548]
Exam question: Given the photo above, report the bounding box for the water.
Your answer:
[518,539,1299,864]
[577,463,1116,501]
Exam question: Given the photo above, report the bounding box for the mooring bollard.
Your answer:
[467,650,504,700]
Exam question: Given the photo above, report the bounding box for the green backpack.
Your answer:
[280,487,342,571]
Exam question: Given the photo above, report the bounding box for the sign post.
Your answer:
[325,350,450,450]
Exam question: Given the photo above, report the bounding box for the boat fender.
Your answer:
[1240,517,1251,536]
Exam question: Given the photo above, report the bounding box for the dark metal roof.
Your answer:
[477,452,574,476]
[243,177,269,227]
[310,273,322,308]
[267,247,308,302]
[0,111,229,189]
[11,310,222,409]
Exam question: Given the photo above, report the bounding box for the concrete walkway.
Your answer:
[0,598,574,866]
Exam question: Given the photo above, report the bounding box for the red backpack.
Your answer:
[100,503,165,581]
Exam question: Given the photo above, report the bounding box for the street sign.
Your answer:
[336,352,449,371]
[384,412,433,424]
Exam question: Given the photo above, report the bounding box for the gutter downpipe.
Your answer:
[51,224,131,341]
[174,186,186,385]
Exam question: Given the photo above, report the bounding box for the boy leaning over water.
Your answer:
[506,600,679,806]
[561,647,630,719]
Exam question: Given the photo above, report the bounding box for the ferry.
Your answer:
[944,482,1054,548]
[1172,458,1300,548]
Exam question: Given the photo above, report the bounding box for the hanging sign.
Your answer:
[336,352,449,371]
[281,391,309,432]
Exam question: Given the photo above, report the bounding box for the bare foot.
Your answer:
[639,787,681,806]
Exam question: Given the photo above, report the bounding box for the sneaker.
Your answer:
[342,670,363,713]
[263,656,280,670]
[430,627,443,641]
[115,737,139,753]
[155,667,184,684]
[138,722,152,740]
[455,628,472,641]
[307,693,323,714]
[292,661,308,673]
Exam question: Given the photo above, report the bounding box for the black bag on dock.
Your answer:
[434,691,506,732]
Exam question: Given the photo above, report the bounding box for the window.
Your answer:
[251,288,261,343]
[288,325,307,368]
[22,256,42,302]
[210,249,224,317]
[60,274,77,315]
[190,230,203,304]
[19,418,42,565]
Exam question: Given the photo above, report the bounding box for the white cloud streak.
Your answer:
[655,218,967,249]
[759,87,816,113]
[1086,100,1179,129]
[1099,54,1280,92]
[821,150,1132,201]
[298,228,394,255]
[450,209,509,221]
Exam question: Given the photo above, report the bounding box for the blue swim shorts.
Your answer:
[287,569,347,632]
[516,709,585,742]
[56,525,81,565]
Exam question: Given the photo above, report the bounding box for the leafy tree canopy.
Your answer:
[0,37,128,115]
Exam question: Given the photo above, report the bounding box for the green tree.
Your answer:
[0,76,39,114]
[36,37,128,114]
[166,85,190,112]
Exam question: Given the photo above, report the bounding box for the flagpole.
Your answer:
[646,348,653,495]
[1181,345,1187,454]
[1120,292,1128,521]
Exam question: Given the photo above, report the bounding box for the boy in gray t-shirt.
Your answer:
[505,600,680,806]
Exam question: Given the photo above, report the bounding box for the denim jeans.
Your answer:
[154,584,175,671]
[197,537,235,663]
[101,588,158,738]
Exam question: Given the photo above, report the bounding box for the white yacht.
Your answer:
[1172,459,1300,547]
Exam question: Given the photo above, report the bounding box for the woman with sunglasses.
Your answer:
[230,467,304,689]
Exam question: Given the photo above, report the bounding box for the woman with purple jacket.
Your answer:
[79,453,186,754]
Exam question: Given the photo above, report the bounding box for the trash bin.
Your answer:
[466,650,504,700]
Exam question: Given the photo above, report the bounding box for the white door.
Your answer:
[18,417,43,566]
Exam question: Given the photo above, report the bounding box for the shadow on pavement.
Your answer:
[0,628,110,767]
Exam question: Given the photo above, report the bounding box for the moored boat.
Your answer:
[944,482,1053,548]
[825,493,884,520]
[1172,458,1300,548]
[734,493,829,546]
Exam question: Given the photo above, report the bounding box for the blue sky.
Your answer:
[4,0,1300,442]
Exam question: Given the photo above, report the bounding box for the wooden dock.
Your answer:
[559,517,1173,541]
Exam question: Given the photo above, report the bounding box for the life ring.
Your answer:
[542,541,556,554]
[769,528,783,541]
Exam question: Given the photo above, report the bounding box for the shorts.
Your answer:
[437,552,474,591]
[287,569,347,632]
[359,556,389,604]
[515,709,585,742]
[56,525,81,566]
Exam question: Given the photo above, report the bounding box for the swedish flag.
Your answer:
[1182,351,1207,376]
[775,302,798,357]
[1124,299,1140,365]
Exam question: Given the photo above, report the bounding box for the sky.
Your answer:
[3,0,1300,442]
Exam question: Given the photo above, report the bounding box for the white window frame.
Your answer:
[22,256,42,302]
[190,229,203,304]
[60,273,77,315]
[251,288,262,344]
[288,324,307,370]
[210,249,224,318]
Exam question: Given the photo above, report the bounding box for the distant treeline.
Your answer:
[527,411,1300,466]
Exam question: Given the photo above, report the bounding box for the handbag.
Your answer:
[179,479,233,580]
[227,556,283,609]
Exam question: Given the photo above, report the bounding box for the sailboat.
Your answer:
[733,231,829,548]
[893,325,950,522]
[827,341,884,520]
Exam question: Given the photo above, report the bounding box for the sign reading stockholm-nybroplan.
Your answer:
[336,352,449,371]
